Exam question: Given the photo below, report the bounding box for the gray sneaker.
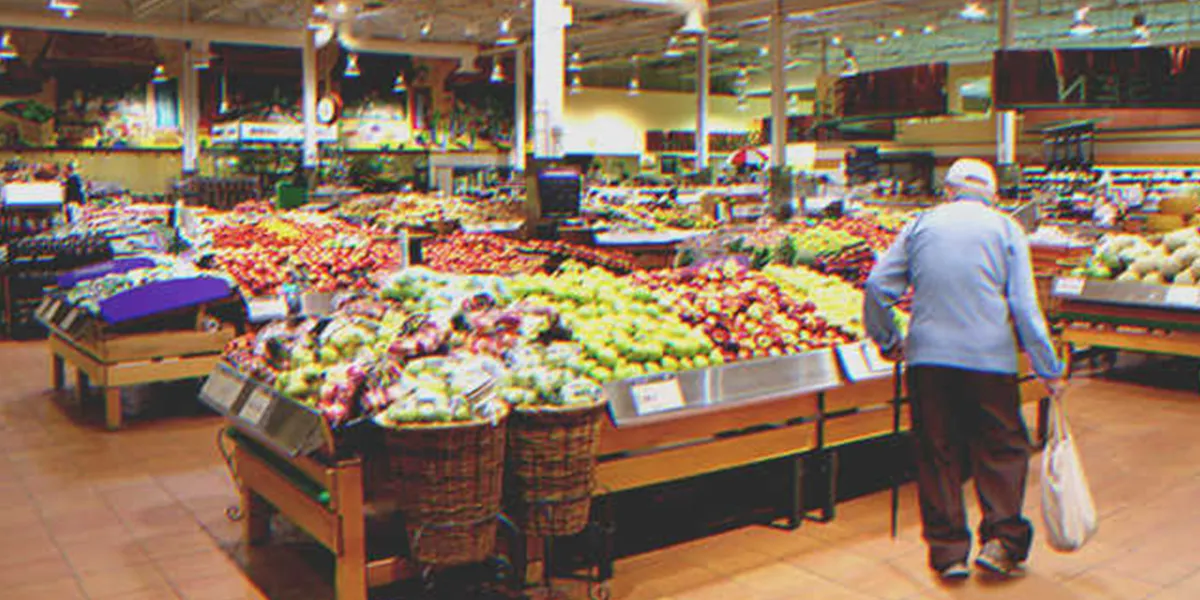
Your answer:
[975,539,1024,578]
[938,561,970,582]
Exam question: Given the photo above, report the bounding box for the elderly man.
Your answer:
[862,158,1065,580]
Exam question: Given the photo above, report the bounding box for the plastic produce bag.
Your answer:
[1041,396,1098,552]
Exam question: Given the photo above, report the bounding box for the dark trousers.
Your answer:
[908,366,1034,570]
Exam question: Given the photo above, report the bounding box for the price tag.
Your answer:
[59,307,82,332]
[246,296,290,323]
[1053,277,1086,297]
[300,293,335,318]
[731,204,766,219]
[201,370,245,412]
[836,342,875,382]
[35,297,53,320]
[239,389,273,426]
[1165,285,1200,308]
[630,378,686,416]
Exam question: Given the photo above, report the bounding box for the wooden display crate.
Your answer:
[43,303,235,429]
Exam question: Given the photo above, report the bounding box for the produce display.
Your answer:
[62,258,234,314]
[336,193,525,230]
[1073,228,1200,285]
[201,213,405,296]
[634,260,857,361]
[423,234,635,276]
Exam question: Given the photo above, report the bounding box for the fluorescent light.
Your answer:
[344,52,360,77]
[960,1,986,21]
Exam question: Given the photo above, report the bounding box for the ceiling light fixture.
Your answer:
[1069,5,1095,37]
[568,51,583,71]
[0,31,17,61]
[48,0,79,18]
[1132,12,1150,46]
[664,36,684,58]
[490,60,505,83]
[496,16,518,45]
[960,1,986,21]
[393,72,407,93]
[922,23,937,35]
[312,2,327,15]
[569,74,582,95]
[737,95,748,111]
[344,52,360,77]
[333,1,348,17]
[627,75,640,96]
[151,63,168,84]
[759,45,769,57]
[893,27,905,38]
[420,17,433,37]
[875,33,886,44]
[830,35,842,46]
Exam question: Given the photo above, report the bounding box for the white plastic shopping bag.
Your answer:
[1041,395,1098,552]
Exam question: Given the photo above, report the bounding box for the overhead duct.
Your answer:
[0,10,480,60]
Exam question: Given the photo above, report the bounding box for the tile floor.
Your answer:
[3,339,1200,599]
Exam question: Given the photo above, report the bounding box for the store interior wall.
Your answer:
[562,88,771,156]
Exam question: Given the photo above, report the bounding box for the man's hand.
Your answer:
[1043,377,1067,399]
[881,340,906,363]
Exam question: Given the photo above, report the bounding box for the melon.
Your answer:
[1176,270,1196,285]
[1130,256,1161,276]
[1145,272,1166,285]
[1117,270,1141,282]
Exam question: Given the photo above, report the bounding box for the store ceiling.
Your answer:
[0,0,1198,93]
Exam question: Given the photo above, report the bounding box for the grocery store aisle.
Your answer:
[4,340,1200,600]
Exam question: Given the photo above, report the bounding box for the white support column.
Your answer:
[513,46,528,171]
[181,43,199,174]
[769,0,786,168]
[301,28,318,169]
[532,0,567,158]
[997,0,1016,166]
[695,31,710,173]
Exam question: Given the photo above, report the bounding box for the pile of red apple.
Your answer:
[632,260,856,362]
[423,234,549,275]
[822,217,898,253]
[212,240,404,296]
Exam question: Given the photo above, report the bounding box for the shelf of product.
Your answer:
[2,231,114,337]
[420,233,636,276]
[335,192,525,231]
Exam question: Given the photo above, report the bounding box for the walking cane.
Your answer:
[890,360,902,539]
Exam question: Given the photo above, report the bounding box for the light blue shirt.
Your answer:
[862,196,1063,379]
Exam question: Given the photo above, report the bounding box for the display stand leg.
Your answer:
[243,488,273,546]
[773,455,805,530]
[52,354,65,390]
[104,388,122,430]
[595,495,615,582]
[812,450,839,523]
[333,461,368,600]
[74,370,89,405]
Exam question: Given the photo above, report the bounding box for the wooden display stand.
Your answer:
[233,434,416,600]
[48,324,234,429]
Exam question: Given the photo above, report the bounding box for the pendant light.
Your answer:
[922,23,937,35]
[1132,13,1151,46]
[627,58,640,96]
[0,31,17,61]
[48,0,79,18]
[496,16,518,46]
[569,75,582,95]
[490,60,505,83]
[344,52,361,77]
[960,1,986,21]
[393,72,407,93]
[1068,5,1096,37]
[152,63,169,84]
[192,41,212,70]
[664,37,683,58]
[420,17,433,37]
[219,71,230,114]
[567,52,583,72]
[841,48,859,77]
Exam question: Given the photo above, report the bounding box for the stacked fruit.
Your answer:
[633,260,857,362]
[510,264,719,382]
[821,217,898,253]
[762,265,867,337]
[423,234,549,275]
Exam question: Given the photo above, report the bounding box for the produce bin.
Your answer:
[276,181,309,210]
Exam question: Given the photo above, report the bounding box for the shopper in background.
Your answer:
[64,162,86,205]
[862,158,1065,581]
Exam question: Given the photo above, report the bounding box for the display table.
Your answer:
[1051,277,1200,379]
[593,230,706,269]
[38,297,234,429]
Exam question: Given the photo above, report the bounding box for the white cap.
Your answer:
[945,158,998,197]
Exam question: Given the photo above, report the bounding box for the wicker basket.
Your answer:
[374,412,509,566]
[505,401,606,537]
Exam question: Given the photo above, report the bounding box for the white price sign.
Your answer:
[246,296,289,323]
[630,378,686,416]
[35,297,53,320]
[836,342,875,382]
[1053,277,1086,297]
[59,308,82,331]
[201,370,244,411]
[1165,285,1200,308]
[239,389,273,426]
[863,342,896,373]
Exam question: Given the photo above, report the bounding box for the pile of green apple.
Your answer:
[509,263,720,382]
[1084,229,1200,285]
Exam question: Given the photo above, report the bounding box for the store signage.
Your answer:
[837,63,949,120]
[239,388,274,427]
[2,182,65,206]
[862,342,896,374]
[201,368,246,412]
[1165,286,1200,308]
[630,377,686,416]
[995,47,1200,108]
[1053,277,1086,297]
[212,122,338,145]
[836,342,892,382]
